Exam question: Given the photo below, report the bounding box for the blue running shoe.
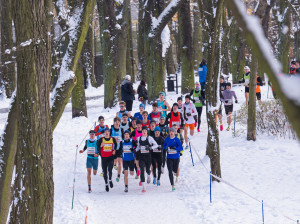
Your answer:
[157,180,160,186]
[153,178,157,185]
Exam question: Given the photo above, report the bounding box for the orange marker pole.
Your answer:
[85,206,88,224]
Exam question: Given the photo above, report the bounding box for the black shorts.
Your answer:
[224,105,233,115]
[256,92,261,100]
[123,160,135,171]
[245,86,249,93]
[218,104,222,115]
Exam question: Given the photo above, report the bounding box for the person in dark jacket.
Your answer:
[121,75,136,111]
[137,80,148,106]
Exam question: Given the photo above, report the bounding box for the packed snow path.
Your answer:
[51,83,300,224]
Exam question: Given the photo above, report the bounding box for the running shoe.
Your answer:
[139,181,142,186]
[116,177,120,182]
[147,176,151,184]
[153,178,157,185]
[105,185,109,192]
[100,172,104,177]
[88,187,92,193]
[124,187,128,193]
[136,170,141,176]
[197,128,200,132]
[185,145,189,150]
[142,189,146,193]
[109,180,113,188]
[157,180,160,186]
[161,166,164,174]
[172,185,175,191]
[226,126,230,131]
[114,165,117,170]
[135,175,139,179]
[220,124,223,131]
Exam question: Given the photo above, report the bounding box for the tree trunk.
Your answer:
[138,0,146,81]
[0,0,16,98]
[72,58,88,118]
[10,0,53,223]
[193,0,203,71]
[179,0,194,94]
[205,0,223,182]
[247,57,257,141]
[126,3,135,81]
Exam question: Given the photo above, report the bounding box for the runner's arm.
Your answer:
[164,101,171,112]
[112,138,117,150]
[165,112,171,125]
[83,140,87,151]
[232,91,238,101]
[148,136,158,150]
[176,138,183,152]
[97,139,102,155]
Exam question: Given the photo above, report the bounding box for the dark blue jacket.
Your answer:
[198,64,207,83]
[121,80,135,101]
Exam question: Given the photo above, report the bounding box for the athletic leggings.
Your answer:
[162,150,167,168]
[139,155,151,182]
[151,153,162,180]
[101,156,114,184]
[167,158,180,186]
[196,107,203,129]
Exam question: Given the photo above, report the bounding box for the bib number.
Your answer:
[153,117,160,124]
[140,146,149,153]
[168,147,177,154]
[103,144,112,152]
[87,147,95,155]
[172,121,180,127]
[123,145,131,153]
[224,99,232,105]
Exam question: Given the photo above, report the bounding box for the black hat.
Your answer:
[124,130,131,135]
[173,103,179,107]
[131,117,137,121]
[150,120,156,124]
[226,82,232,87]
[220,75,224,80]
[142,126,148,130]
[122,113,128,117]
[89,130,95,134]
[136,119,142,125]
[177,97,182,101]
[291,61,296,65]
[98,116,104,121]
[185,95,191,99]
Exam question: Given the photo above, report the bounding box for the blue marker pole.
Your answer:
[262,200,264,224]
[210,171,212,203]
[297,220,299,224]
[188,141,195,166]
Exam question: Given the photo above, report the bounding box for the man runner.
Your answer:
[152,126,164,186]
[183,95,197,149]
[157,92,171,119]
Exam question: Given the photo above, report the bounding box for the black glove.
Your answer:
[235,100,238,104]
[185,117,188,121]
[192,99,195,103]
[186,112,191,116]
[225,100,229,103]
[180,152,183,156]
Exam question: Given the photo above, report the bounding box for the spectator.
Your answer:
[137,80,148,106]
[290,61,297,75]
[121,75,136,111]
[198,59,207,104]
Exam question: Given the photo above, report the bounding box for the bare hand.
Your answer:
[113,150,116,155]
[94,154,99,157]
[79,150,84,154]
[101,143,104,148]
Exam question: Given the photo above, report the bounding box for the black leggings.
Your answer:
[151,153,162,180]
[125,100,133,111]
[139,155,151,182]
[162,150,167,168]
[196,107,203,129]
[101,156,114,184]
[167,158,180,186]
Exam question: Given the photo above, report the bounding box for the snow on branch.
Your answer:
[149,0,184,38]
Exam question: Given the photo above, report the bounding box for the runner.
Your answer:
[256,75,264,104]
[157,92,171,118]
[148,120,157,138]
[158,116,169,138]
[129,117,137,132]
[135,126,158,192]
[163,127,183,191]
[116,101,132,118]
[97,128,117,192]
[177,97,184,134]
[239,66,251,107]
[183,95,197,149]
[130,119,143,179]
[110,117,124,182]
[94,116,109,140]
[173,124,184,183]
[221,83,238,131]
[79,130,99,193]
[133,103,145,121]
[120,130,135,192]
[217,76,227,131]
[120,113,131,131]
[141,111,151,129]
[149,102,162,125]
[165,103,184,130]
[152,126,164,186]
[190,81,203,132]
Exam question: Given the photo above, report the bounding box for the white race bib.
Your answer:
[123,145,131,153]
[245,79,250,85]
[153,117,160,123]
[140,146,149,153]
[224,99,232,106]
[103,143,113,152]
[168,147,177,154]
[87,147,95,155]
[172,121,180,127]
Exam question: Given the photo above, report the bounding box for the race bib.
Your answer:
[245,79,250,85]
[194,97,201,103]
[123,145,131,153]
[153,148,161,152]
[140,146,149,153]
[224,99,232,105]
[103,143,113,152]
[114,136,121,143]
[172,121,180,127]
[153,117,160,123]
[87,147,95,155]
[168,147,177,154]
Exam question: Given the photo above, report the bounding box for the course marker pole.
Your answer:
[233,111,236,137]
[262,200,264,224]
[71,145,79,210]
[85,206,88,224]
[297,220,299,224]
[210,171,212,203]
[188,141,195,166]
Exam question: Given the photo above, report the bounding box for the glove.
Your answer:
[225,100,229,103]
[185,117,188,121]
[186,112,191,116]
[235,100,238,103]
[180,152,183,156]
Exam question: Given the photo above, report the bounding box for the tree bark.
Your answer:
[126,2,135,81]
[10,0,54,223]
[205,0,223,182]
[0,0,16,98]
[178,0,194,94]
[193,0,203,70]
[138,0,146,81]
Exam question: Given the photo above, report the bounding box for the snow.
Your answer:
[161,25,171,58]
[20,39,32,47]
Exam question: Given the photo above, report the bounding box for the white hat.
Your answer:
[244,66,250,71]
[124,75,131,81]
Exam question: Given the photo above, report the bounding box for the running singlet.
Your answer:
[118,110,128,118]
[95,125,108,140]
[169,112,181,128]
[101,138,114,157]
[142,120,150,129]
[193,90,202,107]
[111,127,122,150]
[139,137,151,154]
[121,121,130,131]
[157,100,167,118]
[133,129,143,141]
[150,112,161,124]
[86,140,98,157]
[244,73,250,86]
[122,140,135,161]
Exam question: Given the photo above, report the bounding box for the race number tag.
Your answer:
[153,147,161,152]
[103,144,112,152]
[87,147,95,155]
[153,117,160,124]
[123,145,131,153]
[140,146,149,153]
[194,97,201,103]
[172,121,180,127]
[168,147,177,154]
[245,79,250,85]
[224,99,232,105]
